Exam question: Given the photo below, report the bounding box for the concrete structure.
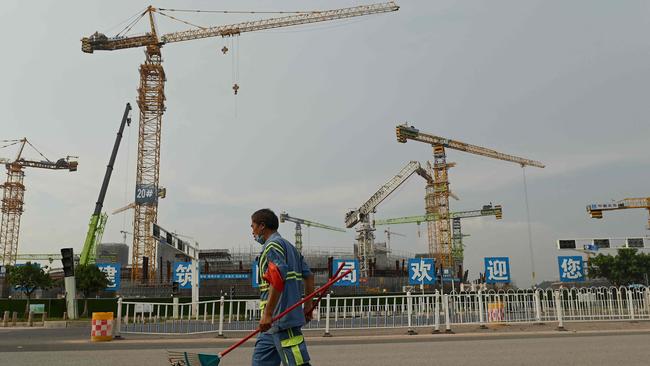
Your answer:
[96,243,129,266]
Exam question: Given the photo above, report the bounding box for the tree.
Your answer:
[7,262,53,316]
[587,248,650,286]
[75,264,109,317]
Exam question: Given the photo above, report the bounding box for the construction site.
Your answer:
[1,1,649,301]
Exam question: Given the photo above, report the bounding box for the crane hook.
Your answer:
[232,83,239,95]
[221,46,229,54]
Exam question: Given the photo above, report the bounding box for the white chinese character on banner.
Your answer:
[487,259,508,281]
[410,259,433,283]
[100,266,117,288]
[340,262,357,284]
[561,258,583,280]
[175,264,193,287]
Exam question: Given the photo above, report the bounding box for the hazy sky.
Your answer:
[2,0,649,287]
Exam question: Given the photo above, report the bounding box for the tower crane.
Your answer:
[587,198,650,231]
[384,228,405,253]
[81,2,399,281]
[374,204,502,266]
[396,124,544,271]
[346,161,432,278]
[79,103,132,266]
[0,139,78,266]
[279,212,346,253]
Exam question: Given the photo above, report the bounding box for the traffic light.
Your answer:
[60,248,74,277]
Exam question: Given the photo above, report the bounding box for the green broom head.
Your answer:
[168,351,221,366]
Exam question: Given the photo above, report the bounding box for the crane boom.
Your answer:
[587,198,650,230]
[280,212,346,253]
[280,212,346,232]
[162,2,399,44]
[345,161,429,228]
[396,124,545,168]
[373,204,502,226]
[10,159,78,171]
[82,2,399,53]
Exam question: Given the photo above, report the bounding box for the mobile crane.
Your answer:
[345,161,432,277]
[79,103,132,265]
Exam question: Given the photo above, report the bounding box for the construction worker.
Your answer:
[251,208,314,366]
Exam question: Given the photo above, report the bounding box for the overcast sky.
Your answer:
[2,0,649,287]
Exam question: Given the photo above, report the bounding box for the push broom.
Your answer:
[168,263,350,366]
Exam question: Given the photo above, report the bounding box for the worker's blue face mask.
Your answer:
[255,234,265,245]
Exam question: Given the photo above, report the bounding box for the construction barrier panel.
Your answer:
[91,312,113,342]
[487,302,504,322]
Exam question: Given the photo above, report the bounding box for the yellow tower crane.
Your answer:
[587,198,650,231]
[395,124,544,272]
[81,2,399,281]
[0,139,78,266]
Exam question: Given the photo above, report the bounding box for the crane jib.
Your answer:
[82,2,399,53]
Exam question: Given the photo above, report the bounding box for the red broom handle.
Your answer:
[307,262,345,314]
[219,265,351,357]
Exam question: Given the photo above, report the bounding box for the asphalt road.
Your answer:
[1,328,649,365]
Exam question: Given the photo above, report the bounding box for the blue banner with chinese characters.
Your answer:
[173,262,197,289]
[408,258,436,285]
[484,257,511,283]
[558,256,585,282]
[332,259,359,287]
[97,263,121,291]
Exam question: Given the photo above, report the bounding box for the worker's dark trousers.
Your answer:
[252,327,311,366]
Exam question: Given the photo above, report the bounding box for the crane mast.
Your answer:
[346,161,431,278]
[396,123,543,271]
[0,139,78,266]
[279,212,346,253]
[82,2,399,282]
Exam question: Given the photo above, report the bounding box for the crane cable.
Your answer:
[231,36,240,116]
[0,140,22,150]
[113,8,149,38]
[522,167,536,286]
[155,10,207,30]
[25,140,53,162]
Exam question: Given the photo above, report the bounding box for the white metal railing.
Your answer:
[114,286,650,336]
